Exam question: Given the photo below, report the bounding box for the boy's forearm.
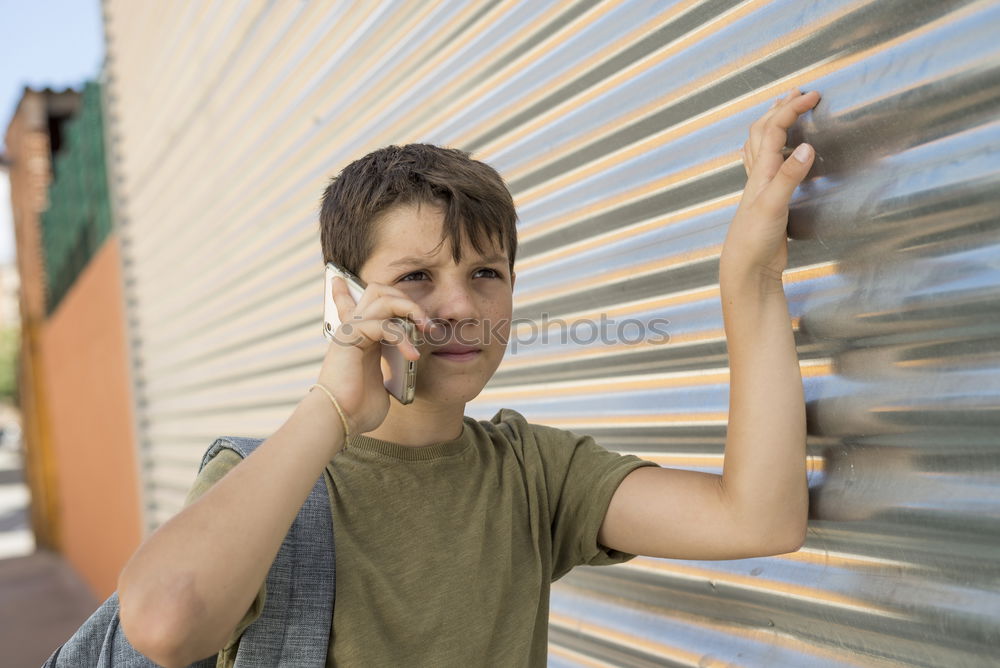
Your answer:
[118,388,346,666]
[718,264,808,552]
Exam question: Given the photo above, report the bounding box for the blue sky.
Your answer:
[0,0,104,264]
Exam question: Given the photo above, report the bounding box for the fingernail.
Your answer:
[792,143,812,162]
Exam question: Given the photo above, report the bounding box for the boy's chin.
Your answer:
[413,376,488,405]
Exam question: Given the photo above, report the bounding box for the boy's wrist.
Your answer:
[293,386,348,460]
[719,260,787,299]
[720,257,782,283]
[309,383,352,438]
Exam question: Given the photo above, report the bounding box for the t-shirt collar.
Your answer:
[345,417,473,461]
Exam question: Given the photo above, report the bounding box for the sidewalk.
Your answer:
[0,447,99,668]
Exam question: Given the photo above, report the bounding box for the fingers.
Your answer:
[756,142,814,216]
[335,317,421,361]
[747,93,792,169]
[382,318,421,359]
[333,276,437,332]
[758,91,818,157]
[356,293,429,326]
[331,276,435,361]
[744,89,820,191]
[331,275,358,322]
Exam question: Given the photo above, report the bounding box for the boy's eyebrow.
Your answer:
[388,253,508,268]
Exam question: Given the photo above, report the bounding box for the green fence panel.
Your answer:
[41,80,112,316]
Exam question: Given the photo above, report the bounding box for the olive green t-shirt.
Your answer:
[183,407,659,667]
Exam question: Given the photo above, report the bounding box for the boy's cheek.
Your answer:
[485,318,511,347]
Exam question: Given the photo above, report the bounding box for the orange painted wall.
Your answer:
[40,235,142,599]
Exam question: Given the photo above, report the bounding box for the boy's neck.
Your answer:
[360,399,467,448]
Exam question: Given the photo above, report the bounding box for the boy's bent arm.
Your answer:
[596,90,818,561]
[598,270,807,560]
[117,388,346,668]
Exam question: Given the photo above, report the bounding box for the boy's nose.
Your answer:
[428,287,481,328]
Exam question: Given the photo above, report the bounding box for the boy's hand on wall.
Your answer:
[318,276,440,436]
[720,89,821,284]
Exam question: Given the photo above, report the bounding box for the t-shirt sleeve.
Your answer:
[521,415,660,581]
[182,448,267,651]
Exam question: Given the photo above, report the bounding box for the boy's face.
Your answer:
[358,201,515,405]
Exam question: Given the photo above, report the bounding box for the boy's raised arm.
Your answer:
[596,90,819,561]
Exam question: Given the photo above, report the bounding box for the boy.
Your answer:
[117,89,820,667]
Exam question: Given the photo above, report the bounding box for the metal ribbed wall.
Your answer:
[102,1,1000,665]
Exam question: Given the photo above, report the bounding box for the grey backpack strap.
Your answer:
[201,436,336,668]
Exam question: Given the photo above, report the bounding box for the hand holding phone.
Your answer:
[321,263,420,410]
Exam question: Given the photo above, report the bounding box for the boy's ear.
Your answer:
[510,270,516,290]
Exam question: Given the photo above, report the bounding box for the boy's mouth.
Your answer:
[431,343,482,361]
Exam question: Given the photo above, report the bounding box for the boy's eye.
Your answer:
[399,268,502,282]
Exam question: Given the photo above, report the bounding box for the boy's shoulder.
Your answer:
[480,407,589,454]
[482,406,564,447]
[481,407,654,479]
[482,406,529,441]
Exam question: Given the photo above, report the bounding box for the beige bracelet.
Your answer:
[309,383,351,439]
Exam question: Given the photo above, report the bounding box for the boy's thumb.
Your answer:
[760,143,814,214]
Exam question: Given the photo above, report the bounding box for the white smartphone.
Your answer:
[323,262,417,405]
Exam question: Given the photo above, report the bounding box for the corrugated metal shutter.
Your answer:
[102,1,1000,665]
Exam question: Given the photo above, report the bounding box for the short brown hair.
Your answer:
[319,144,518,278]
